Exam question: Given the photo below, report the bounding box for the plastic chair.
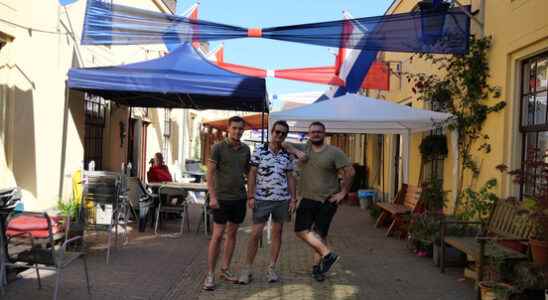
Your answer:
[194,193,211,236]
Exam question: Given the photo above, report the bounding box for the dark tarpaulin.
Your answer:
[81,0,470,55]
[68,43,267,112]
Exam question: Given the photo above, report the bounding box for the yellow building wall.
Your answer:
[368,0,548,212]
[0,0,177,210]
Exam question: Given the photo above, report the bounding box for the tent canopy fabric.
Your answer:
[203,113,268,131]
[269,94,453,134]
[68,43,267,111]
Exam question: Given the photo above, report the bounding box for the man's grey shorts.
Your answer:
[253,200,289,224]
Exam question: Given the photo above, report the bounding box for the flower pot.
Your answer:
[479,281,513,300]
[530,239,548,266]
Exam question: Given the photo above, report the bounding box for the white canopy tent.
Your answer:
[269,94,453,134]
[269,93,457,192]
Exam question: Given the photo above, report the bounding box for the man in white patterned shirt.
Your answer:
[238,120,296,284]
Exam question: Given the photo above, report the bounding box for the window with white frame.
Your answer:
[520,52,548,198]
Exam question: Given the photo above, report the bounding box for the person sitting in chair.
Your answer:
[147,153,172,183]
[147,153,184,206]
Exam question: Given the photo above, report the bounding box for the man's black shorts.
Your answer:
[294,198,338,238]
[212,199,247,225]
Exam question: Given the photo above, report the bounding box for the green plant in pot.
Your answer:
[419,134,448,161]
[522,196,548,266]
[497,147,548,266]
[478,281,515,300]
[408,212,443,256]
[57,198,80,220]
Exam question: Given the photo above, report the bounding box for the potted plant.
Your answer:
[419,134,448,160]
[512,262,548,299]
[497,147,548,266]
[408,212,443,257]
[57,197,82,241]
[522,196,548,266]
[478,281,515,300]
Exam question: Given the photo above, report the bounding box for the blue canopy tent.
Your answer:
[68,43,268,112]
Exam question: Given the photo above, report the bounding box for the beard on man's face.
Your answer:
[310,137,324,145]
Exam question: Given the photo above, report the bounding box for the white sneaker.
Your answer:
[203,272,215,291]
[220,268,238,283]
[266,266,280,283]
[238,268,252,284]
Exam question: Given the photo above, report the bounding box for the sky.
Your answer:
[176,0,394,101]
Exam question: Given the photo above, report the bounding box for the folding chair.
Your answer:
[0,212,90,300]
[80,171,127,264]
[154,186,189,236]
[0,188,20,292]
[126,177,157,232]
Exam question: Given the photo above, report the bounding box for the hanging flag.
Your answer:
[209,44,267,78]
[59,0,78,6]
[362,61,390,91]
[274,66,344,86]
[81,0,470,55]
[316,12,379,101]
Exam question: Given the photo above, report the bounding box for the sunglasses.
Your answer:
[273,130,288,136]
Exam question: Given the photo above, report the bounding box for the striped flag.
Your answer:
[316,12,379,101]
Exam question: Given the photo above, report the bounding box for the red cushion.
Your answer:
[7,215,62,231]
[6,228,63,239]
[6,215,64,239]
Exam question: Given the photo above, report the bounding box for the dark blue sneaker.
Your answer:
[319,252,340,274]
[312,265,325,282]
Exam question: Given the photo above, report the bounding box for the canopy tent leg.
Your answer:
[402,129,411,185]
[450,129,459,214]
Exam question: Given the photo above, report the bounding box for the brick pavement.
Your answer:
[2,204,475,300]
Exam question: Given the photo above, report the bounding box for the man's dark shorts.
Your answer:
[294,198,338,238]
[212,199,247,225]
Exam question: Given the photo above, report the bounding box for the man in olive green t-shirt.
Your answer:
[203,116,250,291]
[285,121,354,282]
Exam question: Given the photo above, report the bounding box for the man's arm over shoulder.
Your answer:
[282,142,307,160]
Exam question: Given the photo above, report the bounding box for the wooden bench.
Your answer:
[375,184,422,237]
[440,199,536,285]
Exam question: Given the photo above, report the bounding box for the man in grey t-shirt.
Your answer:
[285,121,354,282]
[203,116,250,291]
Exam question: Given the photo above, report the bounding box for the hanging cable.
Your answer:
[0,17,69,35]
